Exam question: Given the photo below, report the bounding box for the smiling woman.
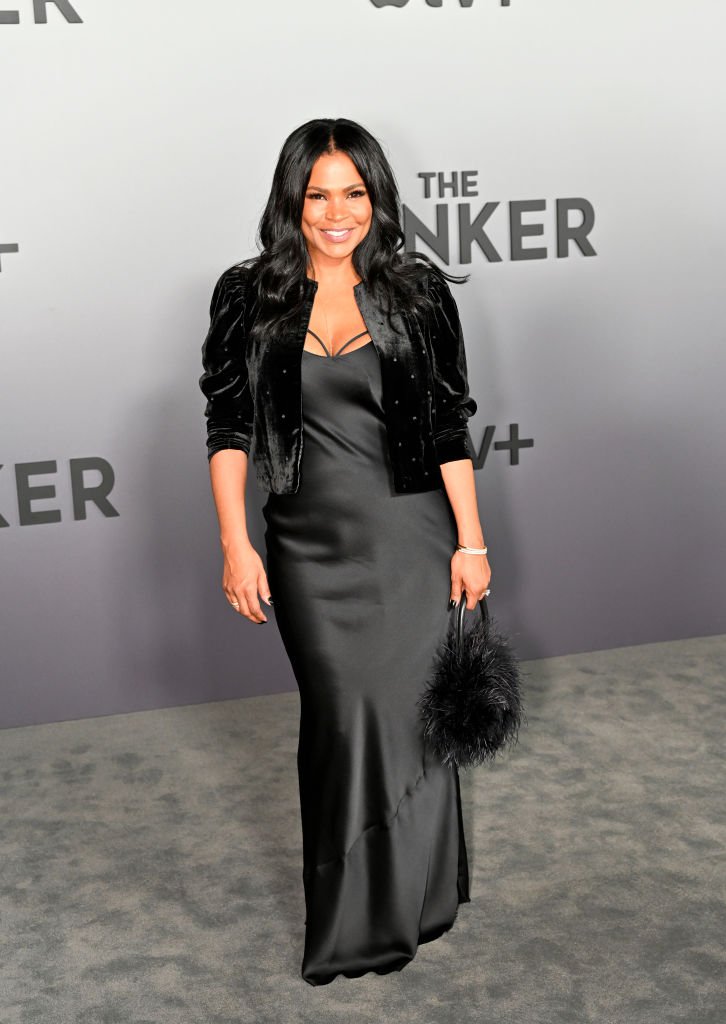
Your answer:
[200,117,488,986]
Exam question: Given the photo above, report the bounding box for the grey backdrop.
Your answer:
[2,0,724,729]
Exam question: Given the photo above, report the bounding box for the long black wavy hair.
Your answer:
[238,117,469,345]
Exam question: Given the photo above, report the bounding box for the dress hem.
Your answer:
[301,886,471,986]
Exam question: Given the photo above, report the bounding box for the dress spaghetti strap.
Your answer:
[334,330,370,356]
[306,329,331,357]
[306,328,370,359]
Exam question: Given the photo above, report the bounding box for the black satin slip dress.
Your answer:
[262,327,471,986]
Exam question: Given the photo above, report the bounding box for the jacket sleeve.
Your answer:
[198,267,255,460]
[425,270,478,465]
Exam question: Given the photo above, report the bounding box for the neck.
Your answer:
[306,254,362,291]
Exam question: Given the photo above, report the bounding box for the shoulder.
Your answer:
[208,258,260,316]
[424,264,457,300]
[401,258,457,303]
[412,264,461,327]
[211,258,258,290]
[390,257,457,317]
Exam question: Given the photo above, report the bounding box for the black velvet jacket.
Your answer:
[199,262,478,495]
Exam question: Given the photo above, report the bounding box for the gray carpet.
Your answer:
[1,633,724,1024]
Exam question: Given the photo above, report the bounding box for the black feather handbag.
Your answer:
[418,592,525,769]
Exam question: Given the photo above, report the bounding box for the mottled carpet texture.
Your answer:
[1,634,724,1024]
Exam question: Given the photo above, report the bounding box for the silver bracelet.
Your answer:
[456,543,488,555]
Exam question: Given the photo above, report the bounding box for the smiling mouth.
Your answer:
[321,228,354,237]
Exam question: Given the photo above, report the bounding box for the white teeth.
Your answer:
[323,229,351,236]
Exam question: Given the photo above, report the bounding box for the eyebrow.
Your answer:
[306,182,366,192]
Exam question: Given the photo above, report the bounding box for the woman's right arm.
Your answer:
[200,269,271,624]
[208,450,271,624]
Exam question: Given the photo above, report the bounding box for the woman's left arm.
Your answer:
[425,269,491,608]
[440,459,491,610]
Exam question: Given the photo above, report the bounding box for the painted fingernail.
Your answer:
[448,599,456,609]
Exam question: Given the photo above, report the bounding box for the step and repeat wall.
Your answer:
[2,1,724,728]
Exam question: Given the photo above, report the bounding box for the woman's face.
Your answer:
[301,150,373,268]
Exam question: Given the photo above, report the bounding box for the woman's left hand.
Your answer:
[449,550,492,610]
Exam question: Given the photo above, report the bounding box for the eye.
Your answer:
[305,189,367,200]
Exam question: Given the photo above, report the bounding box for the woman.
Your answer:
[199,118,491,985]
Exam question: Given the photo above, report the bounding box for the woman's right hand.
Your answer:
[221,539,273,624]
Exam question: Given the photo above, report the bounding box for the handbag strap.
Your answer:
[455,591,490,649]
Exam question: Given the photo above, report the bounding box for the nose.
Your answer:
[327,196,347,220]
